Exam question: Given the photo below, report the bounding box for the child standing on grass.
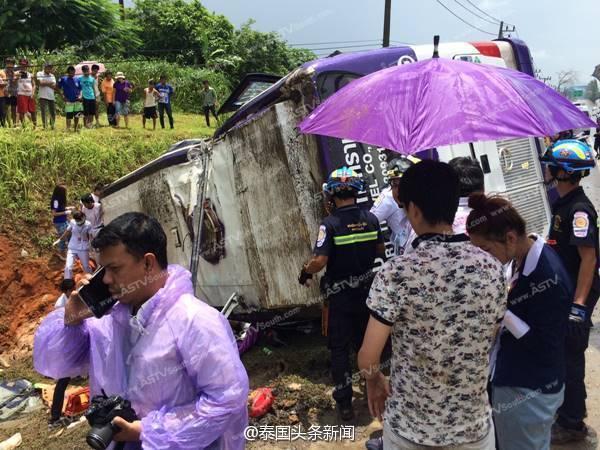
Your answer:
[54,211,93,279]
[143,79,160,130]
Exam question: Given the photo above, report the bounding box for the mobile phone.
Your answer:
[77,267,117,318]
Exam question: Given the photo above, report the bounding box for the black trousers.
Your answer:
[158,102,173,129]
[50,377,71,421]
[106,103,117,126]
[327,284,371,406]
[0,97,6,127]
[557,290,599,429]
[203,105,217,126]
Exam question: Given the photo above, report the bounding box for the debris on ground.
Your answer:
[0,432,22,450]
[0,380,42,421]
[249,375,334,427]
[248,388,275,418]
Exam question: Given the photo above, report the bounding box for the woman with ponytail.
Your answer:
[467,193,572,450]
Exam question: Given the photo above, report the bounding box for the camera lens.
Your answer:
[86,425,114,450]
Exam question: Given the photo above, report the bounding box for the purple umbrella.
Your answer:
[299,58,596,155]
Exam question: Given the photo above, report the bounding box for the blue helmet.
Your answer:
[540,139,595,174]
[323,167,364,196]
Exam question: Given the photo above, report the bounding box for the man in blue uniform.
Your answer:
[541,140,600,444]
[299,167,385,421]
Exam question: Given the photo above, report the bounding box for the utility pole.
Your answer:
[498,21,516,39]
[119,0,125,20]
[383,0,392,47]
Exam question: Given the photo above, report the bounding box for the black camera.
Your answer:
[85,390,138,450]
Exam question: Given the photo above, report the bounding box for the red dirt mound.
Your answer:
[0,235,63,358]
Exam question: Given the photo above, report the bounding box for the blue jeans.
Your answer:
[54,222,68,252]
[493,385,564,450]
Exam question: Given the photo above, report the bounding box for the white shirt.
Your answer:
[55,293,68,309]
[452,197,472,235]
[67,219,92,251]
[144,88,158,107]
[82,203,103,229]
[36,71,56,100]
[17,73,33,96]
[92,193,101,203]
[371,187,414,255]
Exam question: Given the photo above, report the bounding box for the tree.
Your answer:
[0,0,139,55]
[223,20,315,83]
[555,70,578,96]
[131,0,234,65]
[586,80,600,103]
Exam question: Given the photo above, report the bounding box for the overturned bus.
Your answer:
[101,38,552,315]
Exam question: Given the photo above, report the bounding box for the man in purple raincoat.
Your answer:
[34,212,249,450]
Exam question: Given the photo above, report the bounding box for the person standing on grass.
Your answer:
[16,58,36,128]
[91,64,101,127]
[79,65,96,129]
[201,79,218,127]
[58,66,83,131]
[100,70,116,127]
[156,74,174,129]
[142,79,160,130]
[36,62,57,130]
[114,72,133,128]
[0,64,7,127]
[3,58,18,127]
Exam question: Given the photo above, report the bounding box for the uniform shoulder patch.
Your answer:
[316,225,327,247]
[573,211,590,238]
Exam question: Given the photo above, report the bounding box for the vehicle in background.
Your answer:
[101,38,552,315]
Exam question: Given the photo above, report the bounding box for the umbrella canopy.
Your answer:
[299,58,596,155]
[74,61,106,75]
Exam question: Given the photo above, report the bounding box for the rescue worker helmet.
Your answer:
[386,155,421,180]
[540,139,595,179]
[323,167,364,196]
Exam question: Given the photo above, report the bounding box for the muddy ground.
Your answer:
[2,172,600,449]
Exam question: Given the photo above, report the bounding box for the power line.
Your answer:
[435,0,497,36]
[304,43,384,52]
[463,0,507,24]
[451,0,500,25]
[288,39,382,47]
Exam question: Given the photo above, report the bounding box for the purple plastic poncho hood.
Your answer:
[34,264,249,450]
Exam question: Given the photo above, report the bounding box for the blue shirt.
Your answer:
[58,76,81,102]
[78,75,96,100]
[156,83,174,104]
[493,236,573,393]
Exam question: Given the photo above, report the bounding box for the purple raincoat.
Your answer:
[34,265,249,450]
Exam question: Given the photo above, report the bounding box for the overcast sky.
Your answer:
[125,0,599,85]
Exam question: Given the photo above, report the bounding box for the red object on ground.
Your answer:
[248,387,275,418]
[63,386,90,416]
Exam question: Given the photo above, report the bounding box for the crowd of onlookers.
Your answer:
[0,57,220,131]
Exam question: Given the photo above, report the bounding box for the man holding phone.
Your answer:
[34,212,248,449]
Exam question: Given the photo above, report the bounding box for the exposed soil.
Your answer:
[0,235,64,359]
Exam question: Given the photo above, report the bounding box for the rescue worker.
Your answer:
[299,167,385,421]
[370,156,420,256]
[540,140,600,444]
